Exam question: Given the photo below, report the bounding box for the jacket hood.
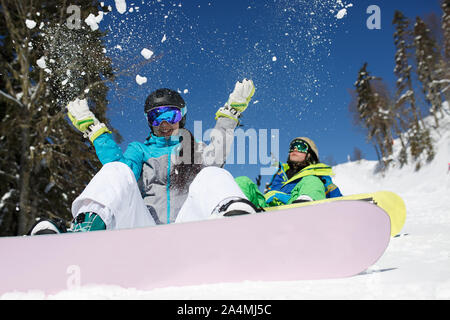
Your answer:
[283,163,334,186]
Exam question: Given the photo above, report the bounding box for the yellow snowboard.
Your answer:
[264,191,406,237]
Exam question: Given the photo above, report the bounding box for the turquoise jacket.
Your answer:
[92,117,237,224]
[94,133,181,182]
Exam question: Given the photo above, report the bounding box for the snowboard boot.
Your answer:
[70,212,106,232]
[29,218,68,235]
[211,197,263,218]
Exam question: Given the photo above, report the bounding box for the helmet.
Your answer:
[144,88,185,112]
[289,137,319,162]
[144,88,186,128]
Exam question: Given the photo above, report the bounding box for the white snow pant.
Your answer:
[176,166,248,223]
[71,162,248,230]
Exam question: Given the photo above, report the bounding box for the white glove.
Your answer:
[215,79,255,122]
[67,98,111,142]
[227,79,255,111]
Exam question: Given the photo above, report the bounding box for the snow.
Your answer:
[135,74,147,85]
[140,48,154,59]
[36,56,46,69]
[397,90,414,102]
[84,12,104,31]
[0,191,13,211]
[25,19,37,29]
[334,1,353,19]
[335,9,348,19]
[2,110,449,300]
[115,0,127,14]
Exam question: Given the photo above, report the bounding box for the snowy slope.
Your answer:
[2,111,450,300]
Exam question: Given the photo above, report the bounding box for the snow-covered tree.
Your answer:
[392,10,434,169]
[442,0,450,60]
[393,11,421,128]
[414,17,445,127]
[352,63,395,168]
[351,147,364,162]
[0,0,121,236]
[440,0,450,103]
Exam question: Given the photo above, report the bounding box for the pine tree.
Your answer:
[351,147,364,162]
[414,17,444,127]
[0,0,121,236]
[393,11,421,129]
[441,0,450,103]
[443,0,450,60]
[352,63,395,168]
[392,10,434,168]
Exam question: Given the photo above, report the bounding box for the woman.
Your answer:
[236,137,342,209]
[30,80,258,235]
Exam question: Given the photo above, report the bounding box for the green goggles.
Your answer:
[289,139,309,153]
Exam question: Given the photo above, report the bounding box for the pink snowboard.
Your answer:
[0,200,390,295]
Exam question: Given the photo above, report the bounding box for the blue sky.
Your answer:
[100,0,443,187]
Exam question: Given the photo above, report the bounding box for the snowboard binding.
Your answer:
[28,218,68,235]
[211,197,264,217]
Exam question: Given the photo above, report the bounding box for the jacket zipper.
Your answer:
[166,139,171,224]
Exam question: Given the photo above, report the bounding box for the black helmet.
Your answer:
[144,88,186,128]
[144,88,185,113]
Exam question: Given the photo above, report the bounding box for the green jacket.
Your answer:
[236,163,334,208]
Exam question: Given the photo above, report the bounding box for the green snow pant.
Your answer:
[235,175,327,208]
[235,176,268,208]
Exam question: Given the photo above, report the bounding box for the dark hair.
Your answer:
[286,152,317,179]
[170,130,203,191]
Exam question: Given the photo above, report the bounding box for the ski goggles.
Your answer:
[289,139,309,153]
[146,106,186,127]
